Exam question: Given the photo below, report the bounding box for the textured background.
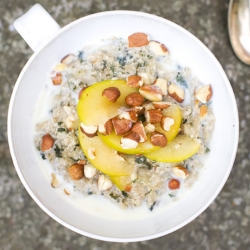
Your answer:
[0,0,250,249]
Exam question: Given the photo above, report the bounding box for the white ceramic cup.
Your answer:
[8,4,239,242]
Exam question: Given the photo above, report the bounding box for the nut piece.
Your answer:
[148,41,169,56]
[88,147,96,160]
[145,109,163,123]
[150,131,167,147]
[112,118,132,135]
[98,175,113,191]
[125,93,144,107]
[65,115,77,130]
[61,54,76,65]
[120,132,141,149]
[154,78,168,95]
[195,84,212,103]
[168,178,180,190]
[142,101,155,111]
[172,165,189,179]
[199,105,208,118]
[168,83,185,103]
[64,189,70,195]
[127,75,143,88]
[68,164,84,180]
[84,164,97,179]
[102,87,121,103]
[144,123,155,133]
[80,122,97,137]
[41,134,54,152]
[119,110,138,123]
[139,85,163,102]
[51,72,62,85]
[131,122,147,142]
[51,173,61,188]
[161,116,175,131]
[128,32,149,47]
[98,119,113,135]
[138,72,155,85]
[152,101,171,109]
[77,159,86,165]
[54,63,67,72]
[78,86,88,99]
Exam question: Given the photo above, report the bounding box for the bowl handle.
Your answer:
[13,4,61,52]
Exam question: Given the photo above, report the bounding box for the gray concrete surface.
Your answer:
[0,0,249,249]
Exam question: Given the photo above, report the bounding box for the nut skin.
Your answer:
[128,32,149,47]
[102,87,121,102]
[150,131,167,147]
[152,102,171,109]
[112,117,132,135]
[51,72,62,85]
[123,131,141,143]
[168,178,180,190]
[195,84,213,103]
[127,75,142,88]
[145,109,163,123]
[41,134,54,152]
[120,132,141,149]
[78,86,88,99]
[160,44,168,52]
[104,119,113,135]
[173,165,189,179]
[80,124,97,138]
[131,122,147,142]
[125,93,144,107]
[199,105,208,117]
[68,164,84,180]
[61,54,76,65]
[168,84,185,103]
[139,85,163,102]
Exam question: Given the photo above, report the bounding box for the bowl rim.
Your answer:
[8,10,239,242]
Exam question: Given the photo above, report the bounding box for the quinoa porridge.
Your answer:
[34,33,214,211]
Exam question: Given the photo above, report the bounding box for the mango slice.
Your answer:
[78,127,134,176]
[154,104,182,142]
[110,175,132,191]
[99,132,159,154]
[77,80,138,126]
[144,135,200,162]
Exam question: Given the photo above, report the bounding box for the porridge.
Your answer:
[34,32,214,211]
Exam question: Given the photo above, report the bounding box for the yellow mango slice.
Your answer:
[78,127,134,176]
[110,175,132,191]
[99,132,159,154]
[77,80,138,126]
[144,135,200,162]
[154,104,182,142]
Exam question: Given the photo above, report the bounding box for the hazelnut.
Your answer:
[98,119,113,135]
[144,123,155,133]
[125,93,144,106]
[51,72,62,85]
[120,132,141,149]
[112,117,132,135]
[161,116,175,131]
[172,165,189,179]
[139,85,163,102]
[150,132,167,147]
[195,84,212,103]
[168,178,180,190]
[131,122,147,142]
[128,32,149,47]
[154,78,168,95]
[51,173,61,188]
[168,83,185,103]
[148,41,169,56]
[41,134,54,152]
[84,164,97,179]
[102,87,121,102]
[145,109,163,123]
[152,101,171,109]
[98,175,113,191]
[126,75,143,88]
[61,54,76,65]
[68,164,84,180]
[80,122,97,137]
[199,105,208,118]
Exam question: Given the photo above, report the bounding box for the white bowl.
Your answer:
[8,4,239,242]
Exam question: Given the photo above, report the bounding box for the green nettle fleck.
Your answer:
[110,193,119,200]
[168,193,175,198]
[135,156,152,170]
[176,72,188,88]
[54,144,63,158]
[205,147,210,153]
[122,191,128,198]
[57,128,66,132]
[58,122,63,125]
